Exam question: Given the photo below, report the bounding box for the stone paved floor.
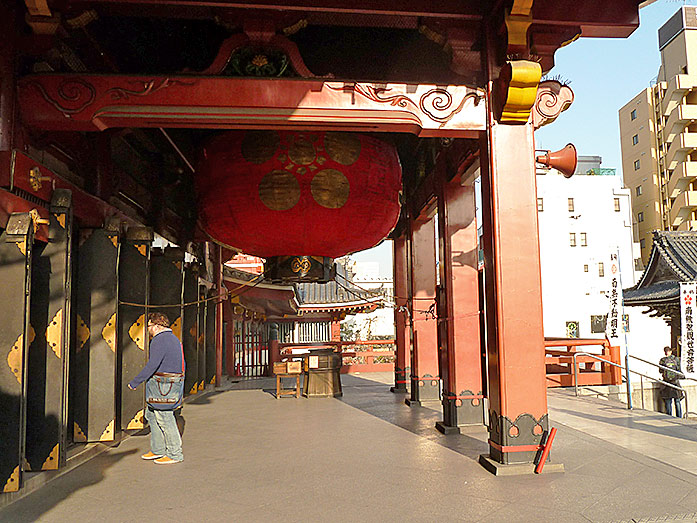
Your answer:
[1,373,697,522]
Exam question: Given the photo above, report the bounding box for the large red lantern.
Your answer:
[197,130,402,276]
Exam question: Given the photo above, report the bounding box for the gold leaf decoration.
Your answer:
[171,316,182,340]
[288,137,316,165]
[102,313,116,352]
[210,375,215,385]
[324,132,361,165]
[41,444,60,470]
[76,315,90,350]
[199,381,204,392]
[16,240,26,256]
[100,419,114,441]
[241,130,279,164]
[55,213,66,229]
[109,235,117,248]
[128,314,146,351]
[3,466,20,493]
[189,383,197,395]
[174,261,182,271]
[136,244,147,257]
[311,169,350,209]
[46,309,63,359]
[259,170,300,211]
[7,326,34,385]
[74,422,87,442]
[126,409,144,430]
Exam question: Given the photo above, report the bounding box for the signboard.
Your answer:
[605,252,624,347]
[680,282,696,378]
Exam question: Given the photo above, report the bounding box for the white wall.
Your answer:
[537,168,671,379]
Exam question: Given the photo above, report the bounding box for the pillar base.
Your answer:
[405,398,422,407]
[479,454,564,476]
[435,421,459,435]
[390,385,408,393]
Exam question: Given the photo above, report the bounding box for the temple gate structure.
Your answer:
[0,0,646,492]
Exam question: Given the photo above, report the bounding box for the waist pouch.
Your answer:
[146,373,184,410]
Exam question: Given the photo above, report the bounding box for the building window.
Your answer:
[569,233,576,247]
[638,212,644,222]
[614,198,621,212]
[568,198,575,212]
[566,321,580,338]
[537,198,543,212]
[634,159,641,170]
[640,238,646,250]
[580,233,587,246]
[636,185,642,196]
[584,264,589,272]
[598,262,605,277]
[632,134,639,145]
[631,109,637,120]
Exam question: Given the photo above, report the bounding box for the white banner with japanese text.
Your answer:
[680,282,697,378]
[605,251,624,347]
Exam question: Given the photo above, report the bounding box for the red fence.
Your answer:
[545,338,622,388]
[278,340,396,374]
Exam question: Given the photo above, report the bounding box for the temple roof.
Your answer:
[624,231,697,307]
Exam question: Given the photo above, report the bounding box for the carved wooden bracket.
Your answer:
[531,80,574,129]
[495,60,542,124]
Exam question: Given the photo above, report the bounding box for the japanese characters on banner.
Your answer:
[605,252,624,346]
[680,282,697,378]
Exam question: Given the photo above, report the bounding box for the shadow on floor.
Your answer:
[0,448,138,523]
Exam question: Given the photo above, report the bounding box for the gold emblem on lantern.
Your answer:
[259,170,301,211]
[241,130,280,164]
[311,168,350,209]
[291,256,312,275]
[324,132,361,165]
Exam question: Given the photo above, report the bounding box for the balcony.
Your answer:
[669,189,697,227]
[664,103,697,142]
[667,161,697,198]
[661,74,695,115]
[665,131,697,170]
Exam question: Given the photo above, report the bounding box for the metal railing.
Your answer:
[571,352,693,419]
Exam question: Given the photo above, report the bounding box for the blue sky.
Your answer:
[536,0,697,174]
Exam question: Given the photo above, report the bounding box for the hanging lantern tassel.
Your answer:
[535,427,557,474]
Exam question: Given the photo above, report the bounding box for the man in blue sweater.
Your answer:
[128,312,185,464]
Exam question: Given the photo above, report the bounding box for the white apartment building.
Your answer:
[536,160,670,376]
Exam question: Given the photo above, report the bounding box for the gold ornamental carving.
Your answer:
[76,314,90,350]
[16,240,26,256]
[55,213,66,229]
[126,409,144,430]
[74,422,87,442]
[531,80,574,129]
[128,314,146,351]
[28,166,51,192]
[190,383,198,395]
[109,234,118,248]
[136,244,147,257]
[496,60,542,124]
[3,466,20,493]
[100,419,115,441]
[46,309,63,359]
[102,313,116,352]
[41,444,60,470]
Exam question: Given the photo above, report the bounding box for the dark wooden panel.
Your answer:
[205,289,216,387]
[118,231,150,431]
[182,265,198,396]
[26,200,72,471]
[150,247,184,370]
[0,213,34,492]
[73,228,119,443]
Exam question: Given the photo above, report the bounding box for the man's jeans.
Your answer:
[664,397,683,418]
[145,406,183,461]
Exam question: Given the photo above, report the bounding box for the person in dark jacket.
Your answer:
[128,312,185,464]
[659,346,684,418]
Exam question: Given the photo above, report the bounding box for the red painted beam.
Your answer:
[18,75,485,137]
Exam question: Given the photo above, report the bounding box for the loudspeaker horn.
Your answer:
[535,143,577,178]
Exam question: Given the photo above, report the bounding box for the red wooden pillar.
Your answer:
[435,179,484,433]
[0,1,17,153]
[390,234,410,393]
[330,316,341,341]
[479,104,550,468]
[406,216,440,406]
